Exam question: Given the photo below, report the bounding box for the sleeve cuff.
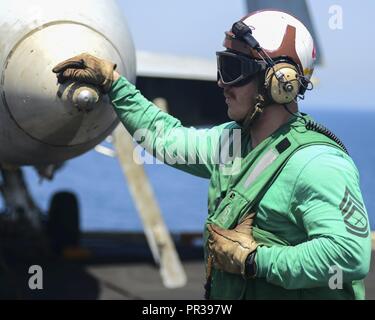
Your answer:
[255,246,271,278]
[109,76,135,101]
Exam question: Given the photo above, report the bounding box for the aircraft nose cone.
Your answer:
[2,22,123,147]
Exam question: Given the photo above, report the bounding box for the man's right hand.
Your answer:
[52,53,117,93]
[208,214,259,277]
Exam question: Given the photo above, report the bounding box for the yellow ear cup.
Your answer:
[265,63,300,104]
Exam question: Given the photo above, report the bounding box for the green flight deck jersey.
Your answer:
[109,77,371,300]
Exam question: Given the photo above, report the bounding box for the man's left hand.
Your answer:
[52,53,117,93]
[207,214,258,277]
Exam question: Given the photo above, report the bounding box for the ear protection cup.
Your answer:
[264,63,300,104]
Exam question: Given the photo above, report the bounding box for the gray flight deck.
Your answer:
[1,232,374,300]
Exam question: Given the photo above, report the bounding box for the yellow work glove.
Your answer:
[52,53,117,93]
[207,213,258,277]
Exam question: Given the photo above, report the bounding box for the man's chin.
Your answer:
[227,110,242,122]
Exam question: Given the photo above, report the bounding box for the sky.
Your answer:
[117,0,375,111]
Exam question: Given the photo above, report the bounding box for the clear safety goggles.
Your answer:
[216,51,266,86]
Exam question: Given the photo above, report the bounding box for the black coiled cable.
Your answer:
[305,121,349,155]
[283,105,349,155]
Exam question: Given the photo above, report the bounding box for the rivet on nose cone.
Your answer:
[72,85,101,112]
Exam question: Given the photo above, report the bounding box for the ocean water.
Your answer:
[22,110,375,232]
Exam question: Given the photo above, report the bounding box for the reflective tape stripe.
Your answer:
[243,148,279,189]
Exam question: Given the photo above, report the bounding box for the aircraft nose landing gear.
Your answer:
[0,168,81,258]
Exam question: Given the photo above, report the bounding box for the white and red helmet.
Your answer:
[224,10,316,81]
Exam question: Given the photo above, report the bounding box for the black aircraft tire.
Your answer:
[47,191,80,255]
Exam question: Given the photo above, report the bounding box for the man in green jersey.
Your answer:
[53,10,371,299]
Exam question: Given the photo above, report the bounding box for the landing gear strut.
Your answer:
[0,167,42,229]
[0,167,81,256]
